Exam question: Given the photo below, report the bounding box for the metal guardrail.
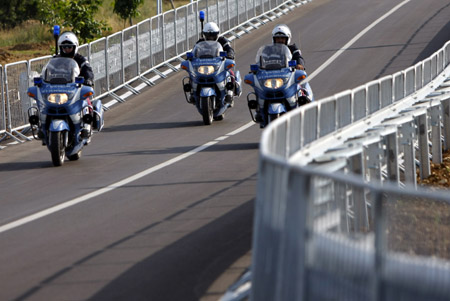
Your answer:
[247,40,450,300]
[0,0,312,144]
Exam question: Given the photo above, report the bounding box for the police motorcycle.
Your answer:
[27,57,104,166]
[244,43,313,128]
[181,11,242,125]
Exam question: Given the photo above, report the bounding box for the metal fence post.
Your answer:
[443,98,450,151]
[185,6,189,51]
[236,0,240,25]
[400,120,417,186]
[105,38,110,91]
[373,190,386,301]
[162,13,166,62]
[121,31,125,86]
[430,103,443,164]
[227,0,230,31]
[349,152,369,231]
[174,8,178,56]
[135,25,140,75]
[385,130,400,184]
[0,64,5,140]
[417,112,430,179]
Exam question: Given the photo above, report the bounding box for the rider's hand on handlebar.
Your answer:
[296,64,305,70]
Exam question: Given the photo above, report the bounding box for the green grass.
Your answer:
[0,21,53,47]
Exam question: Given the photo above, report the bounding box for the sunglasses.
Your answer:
[61,45,74,49]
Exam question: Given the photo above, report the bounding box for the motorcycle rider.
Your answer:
[189,22,239,106]
[57,32,94,86]
[56,31,94,138]
[255,24,308,122]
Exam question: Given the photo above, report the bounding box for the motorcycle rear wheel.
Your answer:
[201,96,213,125]
[50,131,65,166]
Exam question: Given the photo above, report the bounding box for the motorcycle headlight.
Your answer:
[47,93,69,104]
[264,78,285,89]
[198,65,215,75]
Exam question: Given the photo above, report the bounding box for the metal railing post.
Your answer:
[105,38,110,91]
[162,13,166,62]
[400,120,417,186]
[121,31,125,86]
[136,25,140,75]
[430,103,443,164]
[417,112,430,179]
[373,190,386,301]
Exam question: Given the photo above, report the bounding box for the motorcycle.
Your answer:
[244,43,314,128]
[27,57,104,166]
[181,40,242,125]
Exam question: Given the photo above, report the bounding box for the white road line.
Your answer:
[306,0,411,82]
[0,121,255,234]
[0,0,411,233]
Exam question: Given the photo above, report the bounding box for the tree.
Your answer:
[64,0,110,43]
[37,0,110,44]
[0,0,38,29]
[113,0,143,27]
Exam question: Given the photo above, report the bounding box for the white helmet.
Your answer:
[272,24,291,45]
[58,31,79,57]
[203,22,220,41]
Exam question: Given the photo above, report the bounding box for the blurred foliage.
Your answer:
[37,0,111,44]
[0,0,39,29]
[113,0,144,27]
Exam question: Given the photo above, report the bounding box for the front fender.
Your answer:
[200,87,216,97]
[268,103,287,114]
[49,119,70,132]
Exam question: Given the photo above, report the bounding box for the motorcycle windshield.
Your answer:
[255,44,292,70]
[193,41,224,58]
[42,57,80,84]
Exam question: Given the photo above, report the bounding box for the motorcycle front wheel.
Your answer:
[50,131,65,166]
[201,96,214,125]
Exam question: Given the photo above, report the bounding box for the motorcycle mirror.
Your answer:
[186,52,194,60]
[288,60,297,68]
[219,51,227,58]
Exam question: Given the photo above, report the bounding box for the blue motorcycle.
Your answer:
[181,41,242,125]
[244,43,313,128]
[27,57,104,166]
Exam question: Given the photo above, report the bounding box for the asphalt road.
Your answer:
[1,0,449,300]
